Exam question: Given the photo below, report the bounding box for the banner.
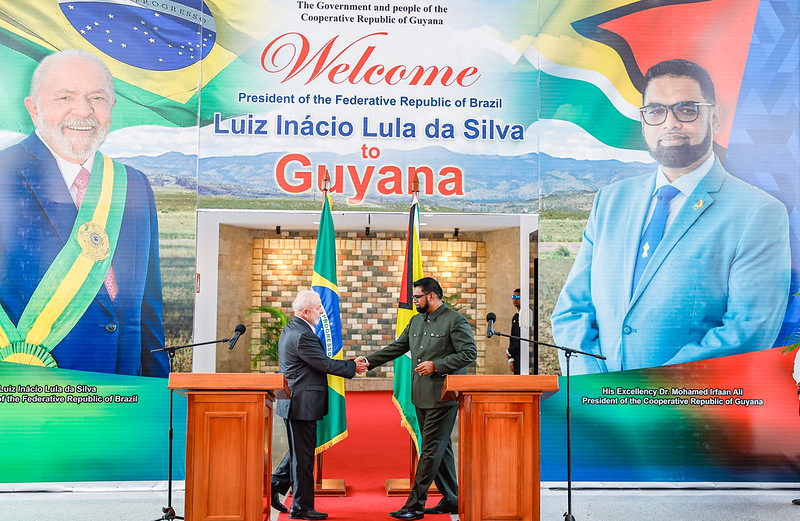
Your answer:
[0,0,797,486]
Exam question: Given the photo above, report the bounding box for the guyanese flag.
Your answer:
[392,193,424,452]
[529,0,760,151]
[0,0,276,132]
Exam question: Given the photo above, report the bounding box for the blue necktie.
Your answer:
[631,185,680,296]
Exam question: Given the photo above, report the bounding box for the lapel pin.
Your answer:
[693,199,704,210]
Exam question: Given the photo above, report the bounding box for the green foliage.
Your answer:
[246,305,288,368]
[443,293,472,323]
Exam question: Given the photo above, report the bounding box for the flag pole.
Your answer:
[313,172,346,496]
[385,174,440,497]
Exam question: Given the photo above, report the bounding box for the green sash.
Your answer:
[0,153,128,367]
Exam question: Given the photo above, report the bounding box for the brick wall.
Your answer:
[249,231,486,376]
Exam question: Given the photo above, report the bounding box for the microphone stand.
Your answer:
[149,335,238,521]
[488,327,604,521]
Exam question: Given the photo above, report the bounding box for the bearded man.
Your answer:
[0,49,167,376]
[551,59,791,375]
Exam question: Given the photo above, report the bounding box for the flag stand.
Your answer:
[313,452,346,496]
[384,436,441,496]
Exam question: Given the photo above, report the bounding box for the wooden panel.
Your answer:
[185,392,266,521]
[480,411,524,519]
[203,411,248,518]
[458,392,538,521]
[169,372,289,398]
[442,375,557,402]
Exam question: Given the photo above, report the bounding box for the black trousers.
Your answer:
[271,418,317,512]
[405,404,459,510]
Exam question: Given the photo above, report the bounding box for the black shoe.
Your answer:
[389,506,425,520]
[423,501,458,514]
[289,509,328,520]
[271,490,288,513]
[792,499,800,506]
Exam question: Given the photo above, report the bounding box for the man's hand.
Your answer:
[508,360,515,373]
[415,361,435,376]
[352,356,369,374]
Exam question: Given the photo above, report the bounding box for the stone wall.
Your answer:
[249,231,486,376]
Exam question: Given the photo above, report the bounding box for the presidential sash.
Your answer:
[0,153,128,367]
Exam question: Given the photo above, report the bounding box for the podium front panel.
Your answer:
[186,392,268,521]
[459,392,538,521]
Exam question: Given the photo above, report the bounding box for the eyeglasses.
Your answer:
[511,295,520,300]
[411,293,429,301]
[639,101,713,126]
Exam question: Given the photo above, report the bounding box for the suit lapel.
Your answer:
[624,175,656,303]
[20,136,77,244]
[629,163,725,305]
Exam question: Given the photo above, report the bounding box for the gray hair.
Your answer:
[292,290,321,313]
[29,49,116,104]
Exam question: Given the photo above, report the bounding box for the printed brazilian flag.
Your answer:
[0,0,275,132]
[392,194,424,452]
[312,193,347,453]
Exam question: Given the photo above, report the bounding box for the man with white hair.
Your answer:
[271,290,368,520]
[0,49,167,376]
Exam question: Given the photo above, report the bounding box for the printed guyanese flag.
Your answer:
[312,193,347,453]
[0,0,275,132]
[527,0,760,150]
[392,193,424,452]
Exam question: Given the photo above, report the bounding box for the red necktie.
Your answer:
[74,167,118,301]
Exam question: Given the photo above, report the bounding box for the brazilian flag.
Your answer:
[312,193,347,453]
[0,0,275,132]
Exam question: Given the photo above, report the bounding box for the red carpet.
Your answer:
[269,390,451,520]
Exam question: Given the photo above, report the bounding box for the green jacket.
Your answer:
[367,303,477,408]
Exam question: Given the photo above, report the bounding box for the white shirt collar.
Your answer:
[654,153,716,197]
[35,130,96,204]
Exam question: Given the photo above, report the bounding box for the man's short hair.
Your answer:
[514,288,520,293]
[292,290,320,313]
[643,59,716,104]
[30,49,116,104]
[413,277,443,300]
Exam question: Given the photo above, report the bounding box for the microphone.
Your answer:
[486,312,496,338]
[228,324,246,350]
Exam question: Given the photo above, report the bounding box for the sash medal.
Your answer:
[0,153,127,367]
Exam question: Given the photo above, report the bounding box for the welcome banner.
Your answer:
[0,0,797,485]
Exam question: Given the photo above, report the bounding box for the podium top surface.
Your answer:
[168,372,290,396]
[442,374,559,401]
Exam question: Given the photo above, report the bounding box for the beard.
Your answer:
[648,124,712,169]
[415,302,428,313]
[37,114,108,162]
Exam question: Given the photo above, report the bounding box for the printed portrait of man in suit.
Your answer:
[551,59,792,375]
[0,49,168,377]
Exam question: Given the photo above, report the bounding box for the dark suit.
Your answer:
[367,303,477,511]
[507,311,521,374]
[272,315,356,512]
[0,134,167,377]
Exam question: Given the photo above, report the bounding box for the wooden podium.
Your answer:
[168,373,289,521]
[442,375,559,521]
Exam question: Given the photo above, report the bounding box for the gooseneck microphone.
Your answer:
[228,324,246,350]
[486,312,496,338]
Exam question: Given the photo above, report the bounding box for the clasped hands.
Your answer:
[348,356,369,374]
[347,356,435,376]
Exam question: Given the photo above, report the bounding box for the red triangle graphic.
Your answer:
[598,0,760,148]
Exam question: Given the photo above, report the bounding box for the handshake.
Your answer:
[348,356,370,375]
